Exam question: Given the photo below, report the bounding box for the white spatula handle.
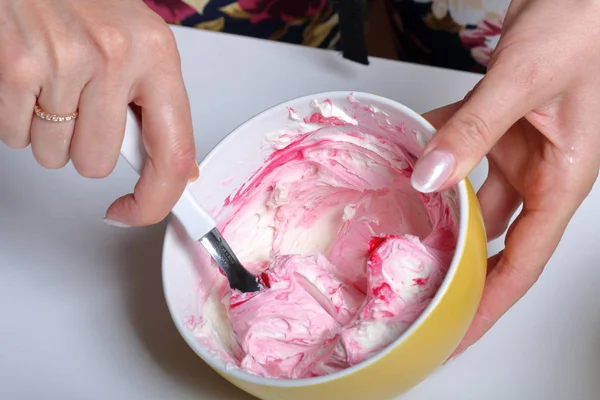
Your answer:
[120,108,217,241]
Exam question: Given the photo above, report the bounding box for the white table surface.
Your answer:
[1,25,599,400]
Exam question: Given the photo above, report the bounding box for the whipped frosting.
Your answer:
[187,95,458,379]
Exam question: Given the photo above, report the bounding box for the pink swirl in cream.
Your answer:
[188,95,458,379]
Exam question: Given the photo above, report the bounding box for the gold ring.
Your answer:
[33,105,78,122]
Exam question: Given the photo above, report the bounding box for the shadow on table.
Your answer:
[116,223,255,400]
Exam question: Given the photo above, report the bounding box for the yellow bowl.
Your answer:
[162,91,487,400]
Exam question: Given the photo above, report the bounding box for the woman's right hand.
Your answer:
[412,0,600,359]
[0,0,198,226]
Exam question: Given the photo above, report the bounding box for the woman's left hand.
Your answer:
[410,0,600,358]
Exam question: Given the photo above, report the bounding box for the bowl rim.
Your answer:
[162,91,469,387]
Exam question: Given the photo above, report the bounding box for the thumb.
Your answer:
[411,69,539,193]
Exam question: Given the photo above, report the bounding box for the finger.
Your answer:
[477,160,522,241]
[188,161,200,182]
[453,204,571,356]
[106,65,195,226]
[128,104,199,182]
[70,77,128,179]
[421,101,463,130]
[422,101,523,241]
[0,81,36,149]
[30,82,82,169]
[0,9,38,149]
[411,66,547,193]
[446,251,502,362]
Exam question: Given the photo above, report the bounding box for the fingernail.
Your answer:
[443,352,461,366]
[188,163,200,183]
[444,354,457,365]
[103,218,131,228]
[411,149,456,193]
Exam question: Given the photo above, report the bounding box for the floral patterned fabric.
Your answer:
[388,0,509,72]
[143,0,510,72]
[143,0,341,50]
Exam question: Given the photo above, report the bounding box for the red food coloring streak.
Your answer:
[226,148,305,207]
[368,236,386,253]
[304,113,348,126]
[368,250,383,265]
[413,277,428,286]
[260,272,271,288]
[221,136,342,221]
[372,283,393,300]
[229,296,251,309]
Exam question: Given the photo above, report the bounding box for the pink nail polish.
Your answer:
[103,218,131,228]
[411,150,456,193]
[444,355,458,366]
[448,349,466,365]
[188,163,200,183]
